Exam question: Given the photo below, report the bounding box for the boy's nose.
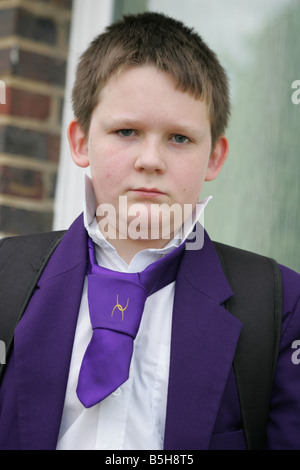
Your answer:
[134,139,166,174]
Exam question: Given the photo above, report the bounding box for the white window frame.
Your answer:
[53,0,114,230]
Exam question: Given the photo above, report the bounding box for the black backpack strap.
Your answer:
[213,241,282,450]
[0,230,66,383]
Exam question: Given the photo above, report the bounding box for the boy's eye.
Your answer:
[117,129,136,137]
[171,134,190,144]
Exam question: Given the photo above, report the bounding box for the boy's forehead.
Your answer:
[99,64,174,92]
[91,65,211,134]
[97,64,209,110]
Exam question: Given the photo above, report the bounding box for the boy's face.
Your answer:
[69,65,228,245]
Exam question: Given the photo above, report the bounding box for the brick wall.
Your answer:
[0,0,73,237]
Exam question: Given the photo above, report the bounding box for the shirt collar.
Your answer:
[83,173,212,271]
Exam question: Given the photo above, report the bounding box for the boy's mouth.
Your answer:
[131,187,166,198]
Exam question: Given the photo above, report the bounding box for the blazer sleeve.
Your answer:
[265,264,300,449]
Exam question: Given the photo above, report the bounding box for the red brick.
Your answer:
[0,165,44,199]
[17,8,57,46]
[0,49,12,75]
[46,133,61,163]
[0,87,51,120]
[0,9,17,38]
[0,125,61,164]
[13,49,67,86]
[42,0,73,9]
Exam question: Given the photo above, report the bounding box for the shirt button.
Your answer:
[112,387,121,396]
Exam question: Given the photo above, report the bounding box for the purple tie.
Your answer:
[76,237,185,408]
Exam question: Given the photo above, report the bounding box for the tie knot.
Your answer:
[86,237,186,338]
[88,273,147,338]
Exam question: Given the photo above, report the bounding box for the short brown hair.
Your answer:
[72,12,230,147]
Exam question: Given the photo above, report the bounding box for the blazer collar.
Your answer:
[164,230,242,450]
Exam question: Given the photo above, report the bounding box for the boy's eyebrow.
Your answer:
[103,117,140,130]
[103,117,206,138]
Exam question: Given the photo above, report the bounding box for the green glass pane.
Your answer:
[148,0,300,272]
[113,0,148,20]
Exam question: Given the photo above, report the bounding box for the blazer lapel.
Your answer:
[164,230,242,450]
[14,215,88,450]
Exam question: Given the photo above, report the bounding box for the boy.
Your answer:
[0,12,300,450]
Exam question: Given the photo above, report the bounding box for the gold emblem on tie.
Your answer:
[111,294,129,321]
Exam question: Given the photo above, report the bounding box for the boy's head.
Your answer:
[68,12,230,255]
[72,11,230,148]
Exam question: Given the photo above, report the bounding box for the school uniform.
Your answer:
[0,178,300,450]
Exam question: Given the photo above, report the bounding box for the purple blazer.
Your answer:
[0,215,300,450]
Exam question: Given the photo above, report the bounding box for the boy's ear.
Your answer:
[67,120,90,168]
[205,135,229,181]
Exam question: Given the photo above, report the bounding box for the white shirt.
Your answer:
[56,175,211,450]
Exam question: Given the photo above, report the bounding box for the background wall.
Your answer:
[0,0,73,236]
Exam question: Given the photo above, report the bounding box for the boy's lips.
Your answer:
[131,187,166,198]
